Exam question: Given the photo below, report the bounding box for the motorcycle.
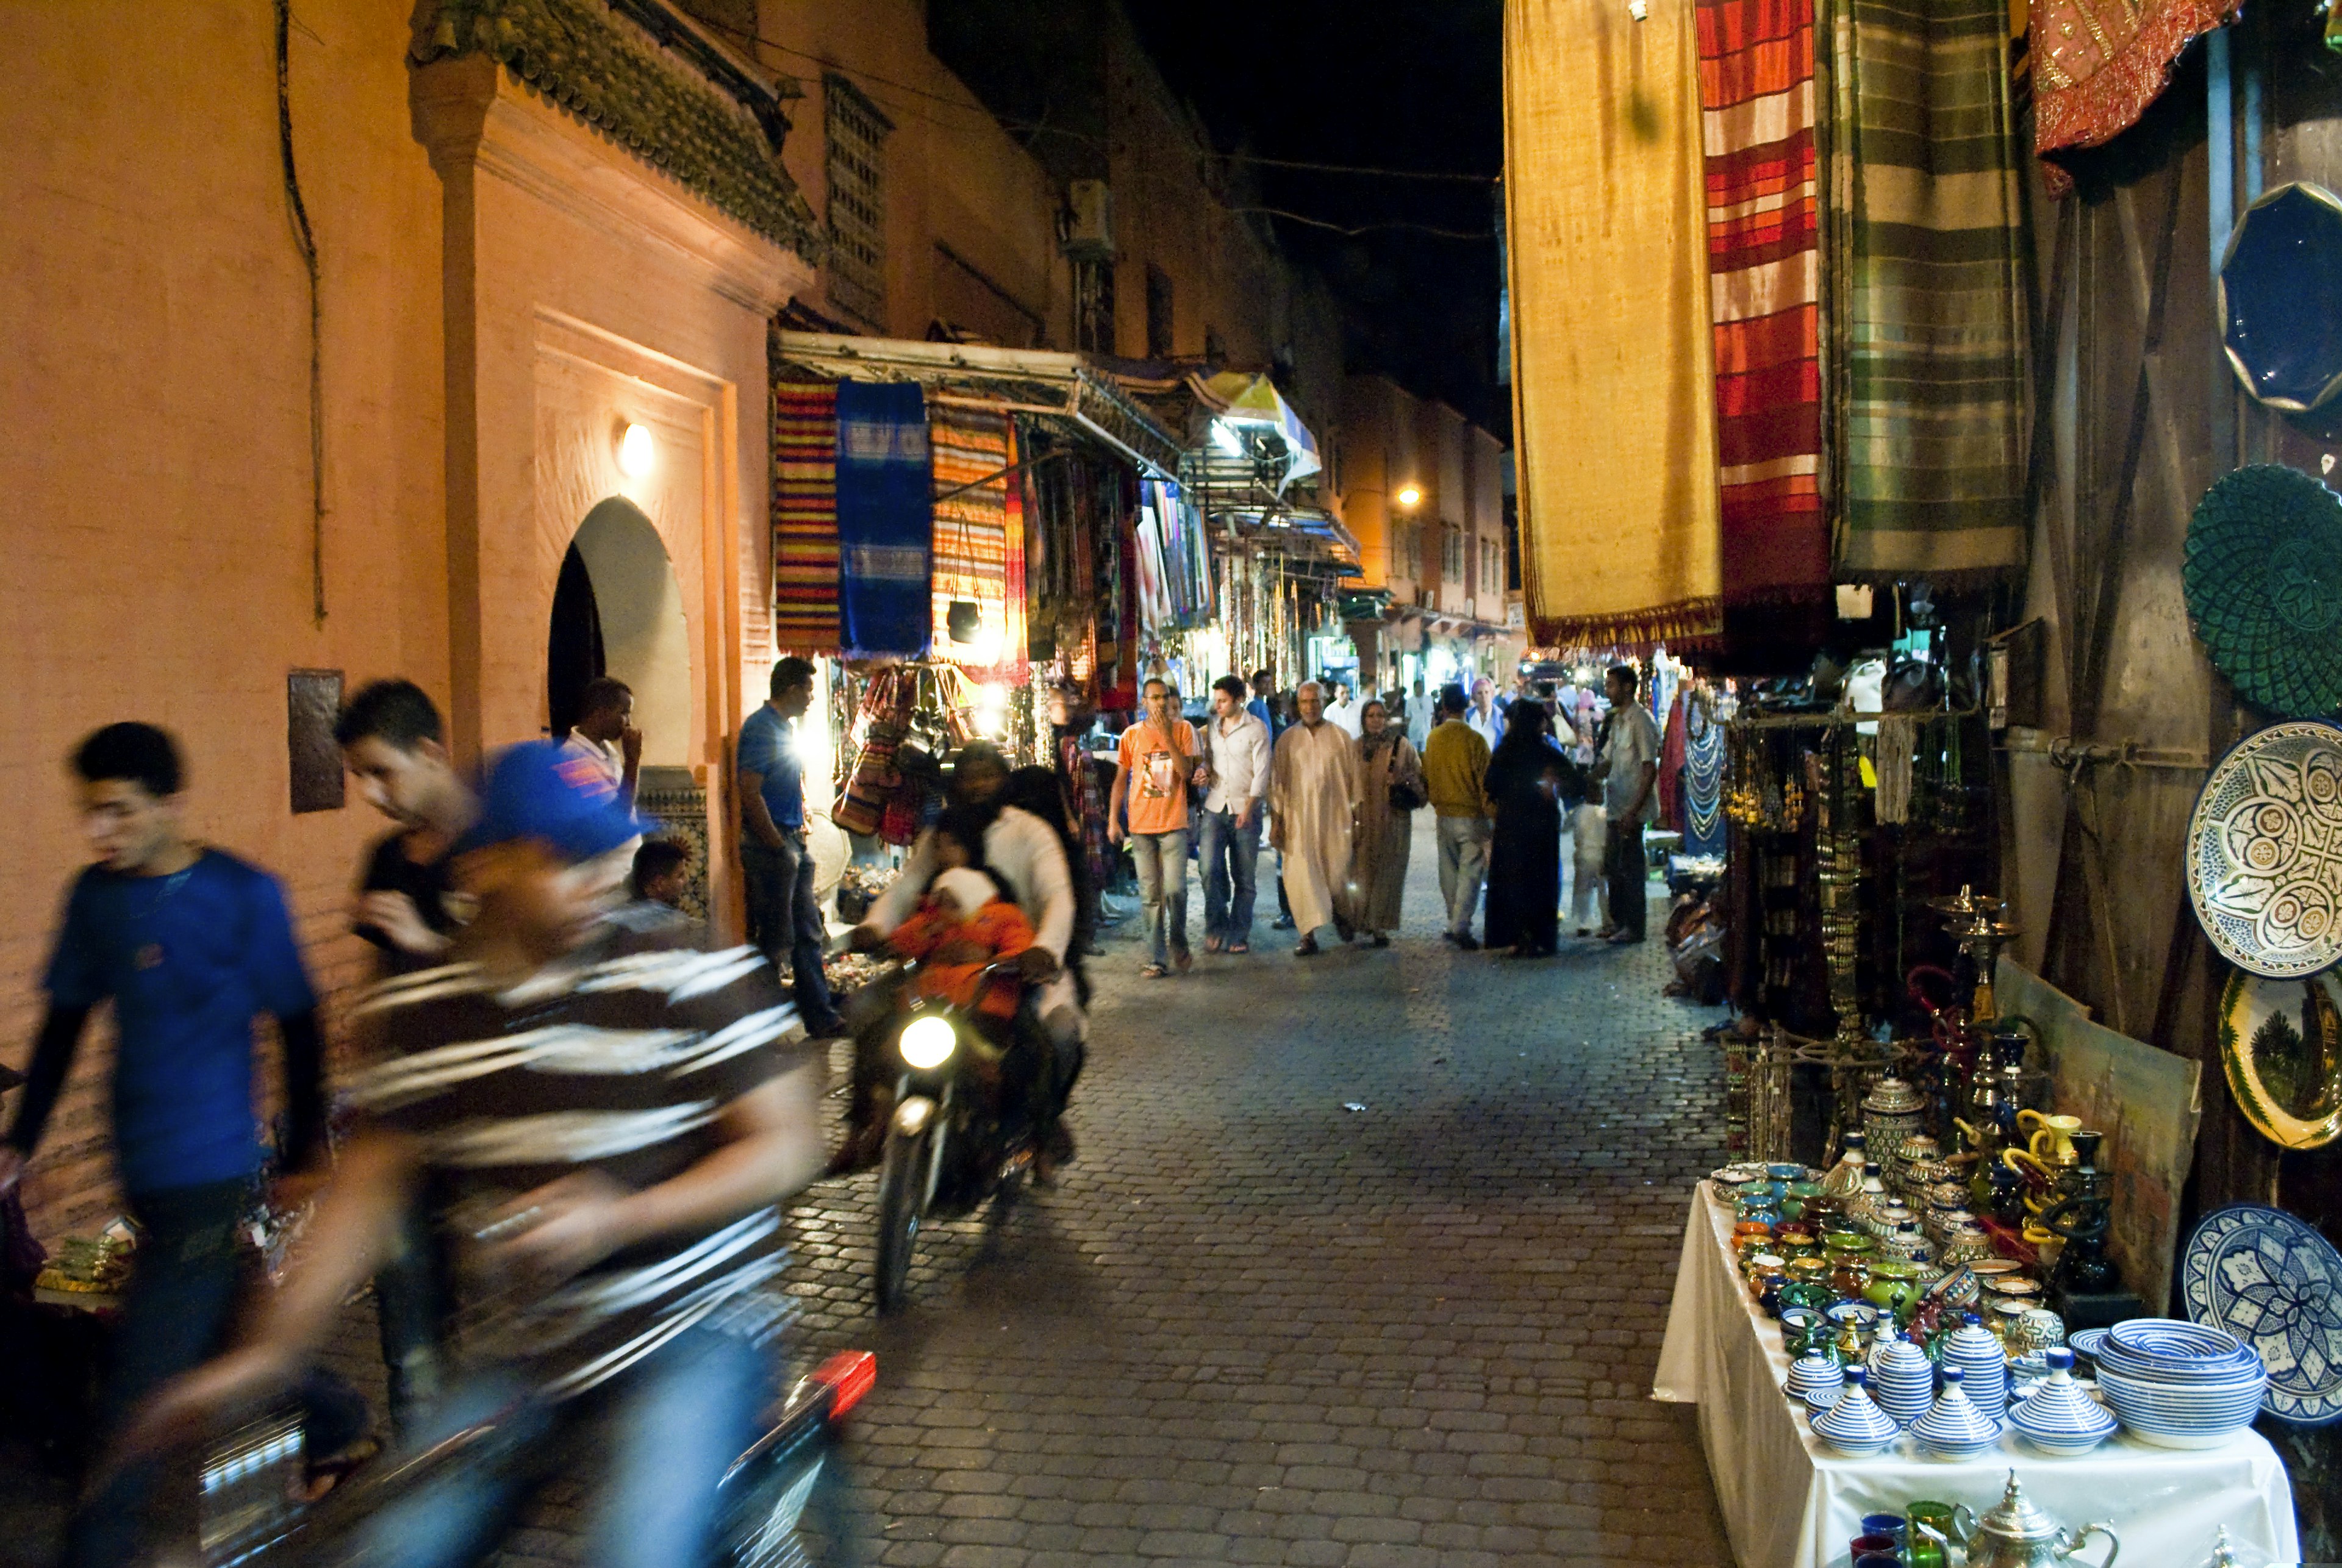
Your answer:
[872,961,1051,1314]
[196,1346,876,1568]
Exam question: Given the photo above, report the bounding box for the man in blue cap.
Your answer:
[122,741,829,1568]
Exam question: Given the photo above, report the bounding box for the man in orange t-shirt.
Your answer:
[1108,677,1200,977]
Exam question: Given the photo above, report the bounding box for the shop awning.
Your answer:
[1222,506,1359,574]
[771,331,1183,476]
[1193,372,1322,492]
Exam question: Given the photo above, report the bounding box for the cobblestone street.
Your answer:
[778,816,1736,1567]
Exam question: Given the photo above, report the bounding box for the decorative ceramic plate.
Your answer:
[2218,970,2342,1149]
[2185,721,2342,978]
[2219,182,2342,414]
[2183,466,2342,718]
[2182,1203,2342,1427]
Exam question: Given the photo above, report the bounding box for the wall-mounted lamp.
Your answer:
[618,422,656,478]
[1395,484,1422,507]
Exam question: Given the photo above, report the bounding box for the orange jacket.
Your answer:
[889,893,1035,1018]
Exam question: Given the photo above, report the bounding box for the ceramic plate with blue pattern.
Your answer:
[2182,1203,2342,1427]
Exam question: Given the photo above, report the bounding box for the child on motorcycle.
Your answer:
[886,861,1036,1039]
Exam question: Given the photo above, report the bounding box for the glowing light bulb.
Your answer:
[618,423,656,478]
[1396,484,1422,507]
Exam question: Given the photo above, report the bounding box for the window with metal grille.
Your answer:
[825,75,891,329]
[1443,523,1464,583]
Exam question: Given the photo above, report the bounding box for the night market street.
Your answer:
[576,826,1724,1568]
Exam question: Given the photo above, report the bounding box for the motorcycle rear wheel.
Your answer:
[874,1125,930,1314]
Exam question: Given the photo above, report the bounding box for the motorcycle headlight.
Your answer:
[898,1014,958,1070]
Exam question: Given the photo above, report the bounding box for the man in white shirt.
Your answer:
[1198,675,1271,953]
[1592,664,1661,945]
[1405,681,1434,752]
[561,676,642,812]
[1325,682,1364,738]
[1466,675,1506,749]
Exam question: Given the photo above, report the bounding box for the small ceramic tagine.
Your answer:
[1863,1075,1929,1160]
[1868,1330,1939,1427]
[1811,1366,1902,1456]
[1822,1131,1871,1199]
[1999,1303,2067,1358]
[1941,1312,2011,1419]
[1911,1364,2005,1459]
[1786,1346,1844,1408]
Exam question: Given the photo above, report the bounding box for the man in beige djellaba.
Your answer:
[1269,681,1363,958]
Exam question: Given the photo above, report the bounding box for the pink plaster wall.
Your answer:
[0,1,448,1237]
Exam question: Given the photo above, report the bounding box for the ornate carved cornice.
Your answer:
[412,0,822,262]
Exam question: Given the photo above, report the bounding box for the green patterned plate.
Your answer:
[2184,465,2342,717]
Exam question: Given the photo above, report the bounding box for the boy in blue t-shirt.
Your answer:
[1,721,323,1568]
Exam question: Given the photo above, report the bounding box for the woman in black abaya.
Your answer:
[1481,699,1580,957]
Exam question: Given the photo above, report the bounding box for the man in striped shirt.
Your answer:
[126,741,826,1568]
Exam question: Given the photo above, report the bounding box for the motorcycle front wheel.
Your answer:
[873,1123,931,1314]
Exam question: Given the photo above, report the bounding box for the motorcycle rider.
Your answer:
[833,743,1076,1173]
[119,740,828,1568]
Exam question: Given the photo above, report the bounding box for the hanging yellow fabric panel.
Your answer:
[1504,0,1724,650]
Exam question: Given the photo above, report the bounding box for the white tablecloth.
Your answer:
[1653,1186,2301,1567]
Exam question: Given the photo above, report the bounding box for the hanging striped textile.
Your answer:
[928,399,1013,667]
[1696,0,1829,605]
[772,381,840,651]
[1825,0,2029,581]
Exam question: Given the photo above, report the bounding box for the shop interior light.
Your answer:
[1395,484,1422,507]
[618,422,656,478]
[1212,419,1244,456]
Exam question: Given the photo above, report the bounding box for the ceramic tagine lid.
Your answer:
[1864,1076,1928,1116]
[2008,1347,2116,1452]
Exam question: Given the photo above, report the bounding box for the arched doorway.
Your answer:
[545,497,693,764]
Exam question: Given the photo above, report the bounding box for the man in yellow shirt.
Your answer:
[1420,686,1494,951]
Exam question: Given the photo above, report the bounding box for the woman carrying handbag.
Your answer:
[1350,698,1426,947]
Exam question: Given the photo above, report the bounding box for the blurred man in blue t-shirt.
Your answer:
[2,722,324,1568]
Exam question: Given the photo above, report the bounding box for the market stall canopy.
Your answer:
[770,331,1182,476]
[1502,0,1724,653]
[1222,505,1359,575]
[1192,371,1323,495]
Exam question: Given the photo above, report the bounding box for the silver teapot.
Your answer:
[1915,1472,2118,1568]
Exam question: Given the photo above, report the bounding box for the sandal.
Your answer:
[1141,963,1170,978]
[1228,940,1250,954]
[1203,935,1225,954]
[1173,948,1194,974]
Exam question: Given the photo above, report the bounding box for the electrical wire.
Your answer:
[1226,208,1494,241]
[274,0,325,628]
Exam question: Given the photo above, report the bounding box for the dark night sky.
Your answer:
[1124,0,1508,437]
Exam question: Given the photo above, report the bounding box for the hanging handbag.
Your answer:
[1384,743,1427,813]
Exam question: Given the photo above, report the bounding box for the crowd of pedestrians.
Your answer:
[1081,665,1661,967]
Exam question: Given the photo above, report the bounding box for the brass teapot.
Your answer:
[1914,1472,2118,1568]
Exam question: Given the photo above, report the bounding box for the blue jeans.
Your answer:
[1197,806,1261,942]
[1126,828,1191,967]
[351,1325,770,1568]
[743,834,837,1026]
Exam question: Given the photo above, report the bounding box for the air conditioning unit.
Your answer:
[1064,180,1115,261]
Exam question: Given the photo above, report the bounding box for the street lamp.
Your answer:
[1395,484,1422,507]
